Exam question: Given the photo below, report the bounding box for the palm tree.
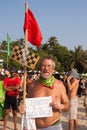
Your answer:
[0,40,7,50]
[67,46,87,73]
[47,36,59,50]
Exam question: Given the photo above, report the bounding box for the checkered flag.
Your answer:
[11,46,39,69]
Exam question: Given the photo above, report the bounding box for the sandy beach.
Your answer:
[61,96,87,130]
[0,96,87,130]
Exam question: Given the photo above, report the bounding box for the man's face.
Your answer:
[40,59,55,80]
[11,72,16,78]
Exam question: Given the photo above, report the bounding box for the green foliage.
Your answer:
[0,37,87,73]
[67,46,87,73]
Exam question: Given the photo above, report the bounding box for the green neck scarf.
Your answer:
[39,76,55,88]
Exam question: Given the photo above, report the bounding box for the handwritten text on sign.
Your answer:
[26,96,52,118]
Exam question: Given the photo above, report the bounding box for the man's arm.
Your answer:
[50,83,70,112]
[4,78,20,91]
[60,85,70,111]
[67,77,79,90]
[4,86,12,91]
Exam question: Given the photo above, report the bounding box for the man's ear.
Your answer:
[52,69,56,75]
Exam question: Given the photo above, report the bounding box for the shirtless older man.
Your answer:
[19,56,70,130]
[67,68,80,130]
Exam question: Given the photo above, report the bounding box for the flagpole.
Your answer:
[23,2,28,105]
[21,3,41,129]
[7,33,11,69]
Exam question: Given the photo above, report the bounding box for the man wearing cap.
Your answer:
[66,68,80,130]
[3,68,20,130]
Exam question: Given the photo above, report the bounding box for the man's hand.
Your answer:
[50,101,64,111]
[18,103,26,115]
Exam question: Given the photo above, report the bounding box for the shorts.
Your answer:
[67,98,78,120]
[4,95,17,110]
[37,120,62,130]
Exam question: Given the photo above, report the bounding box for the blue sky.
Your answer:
[0,0,87,50]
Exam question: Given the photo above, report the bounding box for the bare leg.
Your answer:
[74,119,78,130]
[13,110,18,130]
[85,107,87,117]
[3,109,10,130]
[69,119,74,130]
[83,106,87,118]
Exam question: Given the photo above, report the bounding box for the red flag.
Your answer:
[23,9,42,47]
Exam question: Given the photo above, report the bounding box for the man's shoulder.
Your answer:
[12,77,20,81]
[54,78,65,89]
[4,77,10,81]
[29,80,38,88]
[54,78,63,84]
[74,78,79,85]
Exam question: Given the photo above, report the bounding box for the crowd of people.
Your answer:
[0,56,87,130]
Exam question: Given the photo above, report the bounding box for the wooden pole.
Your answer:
[23,2,28,105]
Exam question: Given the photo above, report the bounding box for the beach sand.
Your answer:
[0,96,87,130]
[61,96,87,130]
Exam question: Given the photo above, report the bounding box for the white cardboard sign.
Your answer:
[26,96,52,118]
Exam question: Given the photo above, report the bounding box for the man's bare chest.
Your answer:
[32,84,61,100]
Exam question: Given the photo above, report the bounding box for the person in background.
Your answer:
[83,78,87,118]
[4,69,10,78]
[0,74,5,121]
[19,56,70,130]
[16,72,24,106]
[66,68,80,130]
[2,68,20,130]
